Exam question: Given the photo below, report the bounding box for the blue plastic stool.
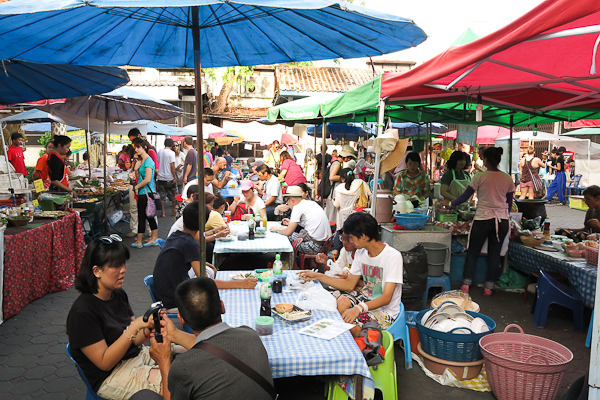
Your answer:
[423,275,451,308]
[143,275,192,334]
[385,302,412,369]
[586,314,594,348]
[533,271,584,333]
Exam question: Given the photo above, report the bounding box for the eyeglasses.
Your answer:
[99,234,123,244]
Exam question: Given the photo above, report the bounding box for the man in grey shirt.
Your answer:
[148,278,273,400]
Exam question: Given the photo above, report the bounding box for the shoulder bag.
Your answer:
[192,341,277,399]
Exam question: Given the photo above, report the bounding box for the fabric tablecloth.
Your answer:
[507,241,596,308]
[2,212,86,319]
[216,271,372,380]
[215,222,293,254]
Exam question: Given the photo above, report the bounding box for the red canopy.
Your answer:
[440,125,511,144]
[380,0,600,123]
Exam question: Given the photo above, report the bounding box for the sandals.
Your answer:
[143,240,159,247]
[131,242,143,248]
[460,284,470,293]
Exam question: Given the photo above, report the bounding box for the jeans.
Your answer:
[463,218,509,290]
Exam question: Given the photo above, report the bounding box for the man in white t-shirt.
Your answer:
[157,138,178,217]
[256,164,283,220]
[270,185,330,256]
[181,168,214,201]
[300,212,403,335]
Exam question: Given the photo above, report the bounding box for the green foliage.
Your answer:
[26,166,35,183]
[284,61,313,66]
[39,132,53,157]
[203,66,255,90]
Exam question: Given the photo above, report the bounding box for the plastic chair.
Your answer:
[566,174,584,196]
[66,343,106,400]
[385,302,412,369]
[586,314,594,348]
[533,270,584,333]
[326,331,397,400]
[422,275,451,308]
[156,238,166,249]
[299,236,333,270]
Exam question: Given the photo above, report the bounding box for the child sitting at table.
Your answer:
[300,212,403,336]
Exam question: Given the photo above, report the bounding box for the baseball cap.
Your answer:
[240,180,254,191]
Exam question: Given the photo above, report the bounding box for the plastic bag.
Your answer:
[499,268,527,289]
[400,244,428,311]
[295,284,337,312]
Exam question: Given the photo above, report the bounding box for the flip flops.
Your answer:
[143,241,159,247]
[131,242,143,248]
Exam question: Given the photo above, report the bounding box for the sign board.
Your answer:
[33,179,45,193]
[457,124,478,147]
[66,130,86,154]
[244,144,253,150]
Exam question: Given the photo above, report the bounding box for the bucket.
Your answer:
[375,189,393,223]
[420,242,450,277]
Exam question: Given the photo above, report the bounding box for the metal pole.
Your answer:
[192,6,206,277]
[370,99,385,218]
[103,101,109,234]
[321,119,326,206]
[86,100,92,181]
[509,115,514,175]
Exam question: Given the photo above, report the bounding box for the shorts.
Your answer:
[341,294,395,329]
[157,180,176,202]
[520,180,533,189]
[97,346,162,400]
[289,231,322,254]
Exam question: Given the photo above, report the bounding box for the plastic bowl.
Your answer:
[275,303,293,313]
[394,213,428,230]
[255,316,274,336]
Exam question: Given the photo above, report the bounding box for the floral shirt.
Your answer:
[394,170,430,198]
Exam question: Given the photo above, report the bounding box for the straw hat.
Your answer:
[339,144,357,159]
[380,138,410,174]
[283,186,303,197]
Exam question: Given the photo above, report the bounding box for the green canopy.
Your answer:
[562,127,600,136]
[267,92,341,122]
[450,28,479,47]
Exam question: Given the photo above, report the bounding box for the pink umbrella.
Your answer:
[183,123,226,138]
[440,125,511,144]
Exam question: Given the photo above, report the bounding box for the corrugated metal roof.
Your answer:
[275,66,375,93]
[127,80,195,87]
[205,107,268,121]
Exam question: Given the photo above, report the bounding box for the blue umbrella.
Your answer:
[0,60,129,105]
[0,109,65,124]
[306,123,371,141]
[0,0,427,276]
[21,122,80,132]
[363,122,447,137]
[138,120,192,136]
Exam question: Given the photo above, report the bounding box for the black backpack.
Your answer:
[319,160,339,199]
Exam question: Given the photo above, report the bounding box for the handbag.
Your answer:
[526,160,543,192]
[192,341,276,399]
[145,192,156,218]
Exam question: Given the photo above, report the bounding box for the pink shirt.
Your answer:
[148,148,159,170]
[281,159,307,186]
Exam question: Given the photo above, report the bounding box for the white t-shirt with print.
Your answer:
[290,199,331,242]
[240,195,266,213]
[263,175,283,205]
[349,244,403,318]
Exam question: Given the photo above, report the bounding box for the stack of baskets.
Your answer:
[415,306,496,380]
[480,324,573,400]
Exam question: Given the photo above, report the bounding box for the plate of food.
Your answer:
[255,269,274,279]
[217,235,235,242]
[230,271,256,280]
[271,305,312,322]
[36,211,69,218]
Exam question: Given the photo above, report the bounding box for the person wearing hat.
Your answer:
[157,138,178,218]
[231,180,267,221]
[7,132,26,177]
[270,185,331,256]
[339,145,357,171]
[546,146,567,205]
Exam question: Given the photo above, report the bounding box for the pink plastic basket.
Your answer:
[479,324,573,400]
[584,245,599,267]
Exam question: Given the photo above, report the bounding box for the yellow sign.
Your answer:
[67,130,87,154]
[33,179,45,193]
[32,200,39,207]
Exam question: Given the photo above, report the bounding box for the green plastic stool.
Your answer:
[327,330,397,400]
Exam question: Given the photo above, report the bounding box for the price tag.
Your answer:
[33,179,45,193]
[32,200,39,207]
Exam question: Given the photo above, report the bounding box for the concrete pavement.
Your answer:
[0,204,593,399]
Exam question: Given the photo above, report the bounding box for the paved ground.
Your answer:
[0,203,593,399]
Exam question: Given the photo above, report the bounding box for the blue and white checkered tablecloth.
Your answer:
[219,187,242,198]
[216,271,372,380]
[214,222,293,254]
[508,242,597,308]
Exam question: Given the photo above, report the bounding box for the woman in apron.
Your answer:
[440,151,471,203]
[443,147,515,296]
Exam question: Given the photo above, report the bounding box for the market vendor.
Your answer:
[32,140,55,189]
[48,135,77,197]
[393,151,430,207]
[555,185,600,242]
[440,151,470,202]
[7,132,26,177]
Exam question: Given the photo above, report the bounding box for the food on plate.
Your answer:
[258,270,273,279]
[230,272,255,280]
[585,241,599,249]
[280,310,311,320]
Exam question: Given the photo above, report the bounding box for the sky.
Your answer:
[315,0,545,68]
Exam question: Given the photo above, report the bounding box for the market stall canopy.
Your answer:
[126,120,190,136]
[268,93,342,123]
[21,122,80,132]
[0,109,64,124]
[441,125,511,144]
[223,121,297,145]
[561,128,600,136]
[214,131,244,146]
[316,0,600,127]
[306,123,370,141]
[0,60,129,104]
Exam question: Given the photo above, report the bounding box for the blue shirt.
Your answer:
[224,155,233,171]
[137,156,156,195]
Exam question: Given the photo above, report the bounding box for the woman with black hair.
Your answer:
[132,138,159,248]
[546,146,567,205]
[440,151,470,201]
[48,135,77,197]
[332,168,371,231]
[445,147,514,296]
[67,237,167,399]
[393,151,430,207]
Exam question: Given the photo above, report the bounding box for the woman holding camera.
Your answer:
[67,236,167,399]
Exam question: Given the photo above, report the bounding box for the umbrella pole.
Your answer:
[321,119,326,207]
[370,99,385,218]
[509,115,514,175]
[103,101,109,234]
[86,100,92,181]
[193,6,206,277]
